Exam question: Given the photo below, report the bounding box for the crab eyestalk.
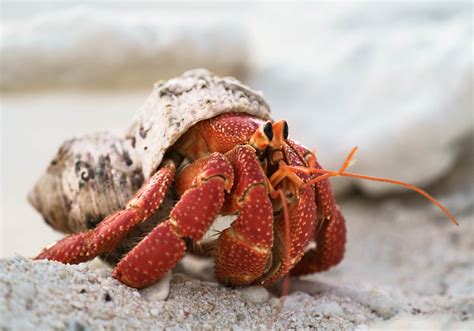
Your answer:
[269,120,289,149]
[249,121,273,151]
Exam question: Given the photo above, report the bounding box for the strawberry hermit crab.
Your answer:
[31,69,457,289]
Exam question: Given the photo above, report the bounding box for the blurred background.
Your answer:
[1,1,472,265]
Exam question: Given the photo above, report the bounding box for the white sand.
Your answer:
[2,157,473,329]
[1,257,382,330]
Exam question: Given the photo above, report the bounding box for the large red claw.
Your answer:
[113,153,234,289]
[113,222,186,288]
[172,177,226,240]
[214,145,274,286]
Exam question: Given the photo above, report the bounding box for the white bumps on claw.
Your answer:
[140,271,173,301]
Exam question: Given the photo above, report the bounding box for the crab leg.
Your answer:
[35,160,176,264]
[259,143,317,285]
[291,179,346,275]
[214,145,274,286]
[113,153,234,288]
[286,140,346,275]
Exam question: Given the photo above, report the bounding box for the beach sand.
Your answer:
[2,156,473,329]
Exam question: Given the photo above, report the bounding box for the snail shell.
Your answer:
[126,68,272,180]
[28,132,144,233]
[29,69,272,247]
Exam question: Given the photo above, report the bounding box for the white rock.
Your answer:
[331,285,403,319]
[95,268,111,279]
[355,324,369,331]
[87,258,112,272]
[268,297,281,307]
[369,313,473,331]
[132,291,141,298]
[237,286,270,304]
[249,2,472,195]
[1,7,249,91]
[140,271,172,302]
[311,301,343,316]
[3,3,470,198]
[71,301,85,309]
[57,269,68,279]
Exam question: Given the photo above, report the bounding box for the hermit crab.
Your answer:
[31,69,457,289]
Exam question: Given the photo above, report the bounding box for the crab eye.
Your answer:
[263,122,273,141]
[283,121,289,140]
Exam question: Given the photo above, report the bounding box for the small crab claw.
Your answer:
[34,160,177,264]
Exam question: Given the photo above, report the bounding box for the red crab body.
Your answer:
[36,112,346,288]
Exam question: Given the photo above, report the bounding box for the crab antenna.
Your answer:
[339,146,358,173]
[290,148,458,226]
[330,172,458,226]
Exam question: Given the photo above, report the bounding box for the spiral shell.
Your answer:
[28,132,144,233]
[30,69,272,235]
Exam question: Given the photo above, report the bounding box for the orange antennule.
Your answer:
[338,146,358,173]
[287,147,459,226]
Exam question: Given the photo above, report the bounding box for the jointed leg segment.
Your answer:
[285,140,347,275]
[260,143,318,285]
[35,160,176,264]
[214,145,274,286]
[113,153,234,288]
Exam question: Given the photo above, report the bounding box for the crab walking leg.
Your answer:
[291,180,346,274]
[286,140,346,275]
[260,143,317,285]
[34,161,176,264]
[213,145,274,286]
[260,186,316,286]
[113,153,234,288]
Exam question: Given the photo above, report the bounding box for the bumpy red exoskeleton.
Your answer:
[35,112,458,289]
[35,112,349,288]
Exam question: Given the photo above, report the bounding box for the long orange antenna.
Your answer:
[287,147,458,226]
[338,146,358,173]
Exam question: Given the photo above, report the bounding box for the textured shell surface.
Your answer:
[29,132,144,233]
[29,69,272,236]
[125,68,272,179]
